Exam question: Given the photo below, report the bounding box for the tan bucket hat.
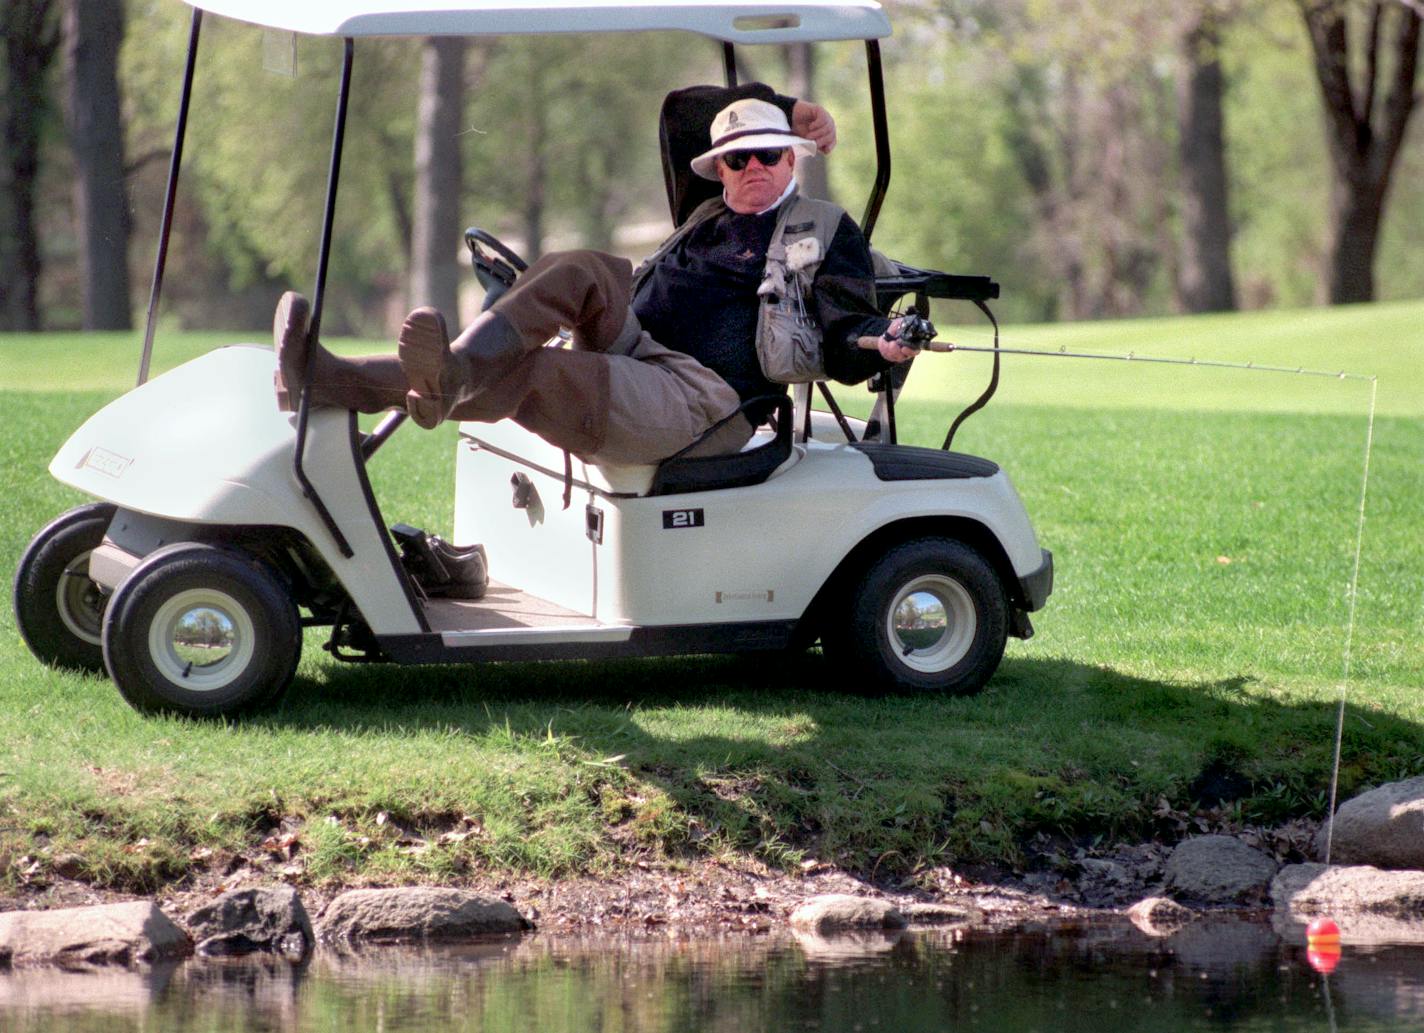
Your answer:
[690,98,818,180]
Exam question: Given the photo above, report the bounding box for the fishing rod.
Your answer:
[911,340,1377,383]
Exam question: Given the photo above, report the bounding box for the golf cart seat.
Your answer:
[465,393,795,499]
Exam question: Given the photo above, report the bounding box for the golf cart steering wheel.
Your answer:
[464,228,529,310]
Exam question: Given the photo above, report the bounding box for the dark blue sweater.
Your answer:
[632,203,889,423]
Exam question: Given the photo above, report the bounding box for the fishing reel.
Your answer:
[889,311,939,348]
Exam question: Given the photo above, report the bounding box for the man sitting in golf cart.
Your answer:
[274,90,919,466]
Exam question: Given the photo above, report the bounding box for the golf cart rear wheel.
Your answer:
[835,537,1008,695]
[12,502,118,673]
[103,543,300,716]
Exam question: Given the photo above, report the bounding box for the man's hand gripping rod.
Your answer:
[860,312,954,353]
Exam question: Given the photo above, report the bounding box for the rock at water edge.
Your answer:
[789,895,908,934]
[1315,776,1424,869]
[1164,835,1279,904]
[0,901,191,968]
[186,885,314,959]
[319,888,531,944]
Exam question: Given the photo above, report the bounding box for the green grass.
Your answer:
[1,301,1421,893]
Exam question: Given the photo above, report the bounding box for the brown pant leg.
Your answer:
[448,250,748,463]
[488,250,634,353]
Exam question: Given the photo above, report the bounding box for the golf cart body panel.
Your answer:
[48,347,424,635]
[455,420,1046,627]
[185,0,892,43]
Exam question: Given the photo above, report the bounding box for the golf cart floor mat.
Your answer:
[421,582,600,633]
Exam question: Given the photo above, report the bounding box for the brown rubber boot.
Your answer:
[399,306,527,429]
[272,291,408,414]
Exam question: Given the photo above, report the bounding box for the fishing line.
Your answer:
[917,333,1379,852]
[1324,374,1377,865]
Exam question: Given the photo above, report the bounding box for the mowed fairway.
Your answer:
[0,302,1420,890]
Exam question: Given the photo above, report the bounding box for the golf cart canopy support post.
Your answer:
[294,36,358,559]
[137,7,202,387]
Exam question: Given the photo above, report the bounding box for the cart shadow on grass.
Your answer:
[252,653,1421,876]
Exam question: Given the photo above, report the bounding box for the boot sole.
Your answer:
[398,309,451,430]
[273,291,312,412]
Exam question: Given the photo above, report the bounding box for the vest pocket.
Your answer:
[756,291,825,383]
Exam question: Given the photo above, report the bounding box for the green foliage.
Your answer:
[820,33,1044,321]
[78,0,1422,340]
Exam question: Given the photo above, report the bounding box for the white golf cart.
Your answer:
[12,0,1052,716]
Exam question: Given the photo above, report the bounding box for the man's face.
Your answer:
[717,147,797,214]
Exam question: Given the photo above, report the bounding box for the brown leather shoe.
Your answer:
[272,291,312,412]
[397,306,453,429]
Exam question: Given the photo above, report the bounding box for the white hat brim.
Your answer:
[691,134,818,180]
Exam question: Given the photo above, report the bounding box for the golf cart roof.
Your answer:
[184,0,891,44]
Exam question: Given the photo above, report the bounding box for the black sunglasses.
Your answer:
[721,148,788,171]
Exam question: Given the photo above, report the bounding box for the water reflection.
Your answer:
[2,920,1423,1032]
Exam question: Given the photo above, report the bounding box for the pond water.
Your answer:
[2,918,1422,1032]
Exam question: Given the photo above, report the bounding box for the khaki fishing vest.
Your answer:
[631,190,844,384]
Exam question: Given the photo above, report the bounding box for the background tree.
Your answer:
[1297,0,1421,303]
[409,36,466,323]
[783,42,832,200]
[1,0,60,331]
[64,0,133,330]
[1177,5,1239,312]
[989,0,1178,319]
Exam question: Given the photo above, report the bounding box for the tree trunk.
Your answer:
[1298,0,1420,304]
[522,52,547,260]
[782,42,830,201]
[1176,12,1237,313]
[409,36,465,324]
[64,0,133,330]
[1328,176,1384,302]
[1,1,59,331]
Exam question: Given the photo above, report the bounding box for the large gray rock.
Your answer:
[1315,776,1424,868]
[1163,835,1279,904]
[1275,860,1424,923]
[318,888,531,944]
[788,895,907,934]
[186,885,313,959]
[0,901,191,968]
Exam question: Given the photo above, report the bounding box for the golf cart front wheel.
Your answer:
[836,537,1008,695]
[12,502,118,673]
[102,543,300,716]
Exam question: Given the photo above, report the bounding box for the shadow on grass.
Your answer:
[248,651,1424,872]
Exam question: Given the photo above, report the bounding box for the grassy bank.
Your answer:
[1,303,1421,894]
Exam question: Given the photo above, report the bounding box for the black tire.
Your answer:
[828,537,1008,695]
[102,543,301,717]
[12,503,118,673]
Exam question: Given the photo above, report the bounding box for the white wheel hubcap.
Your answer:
[56,550,104,646]
[886,574,976,674]
[148,588,256,692]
